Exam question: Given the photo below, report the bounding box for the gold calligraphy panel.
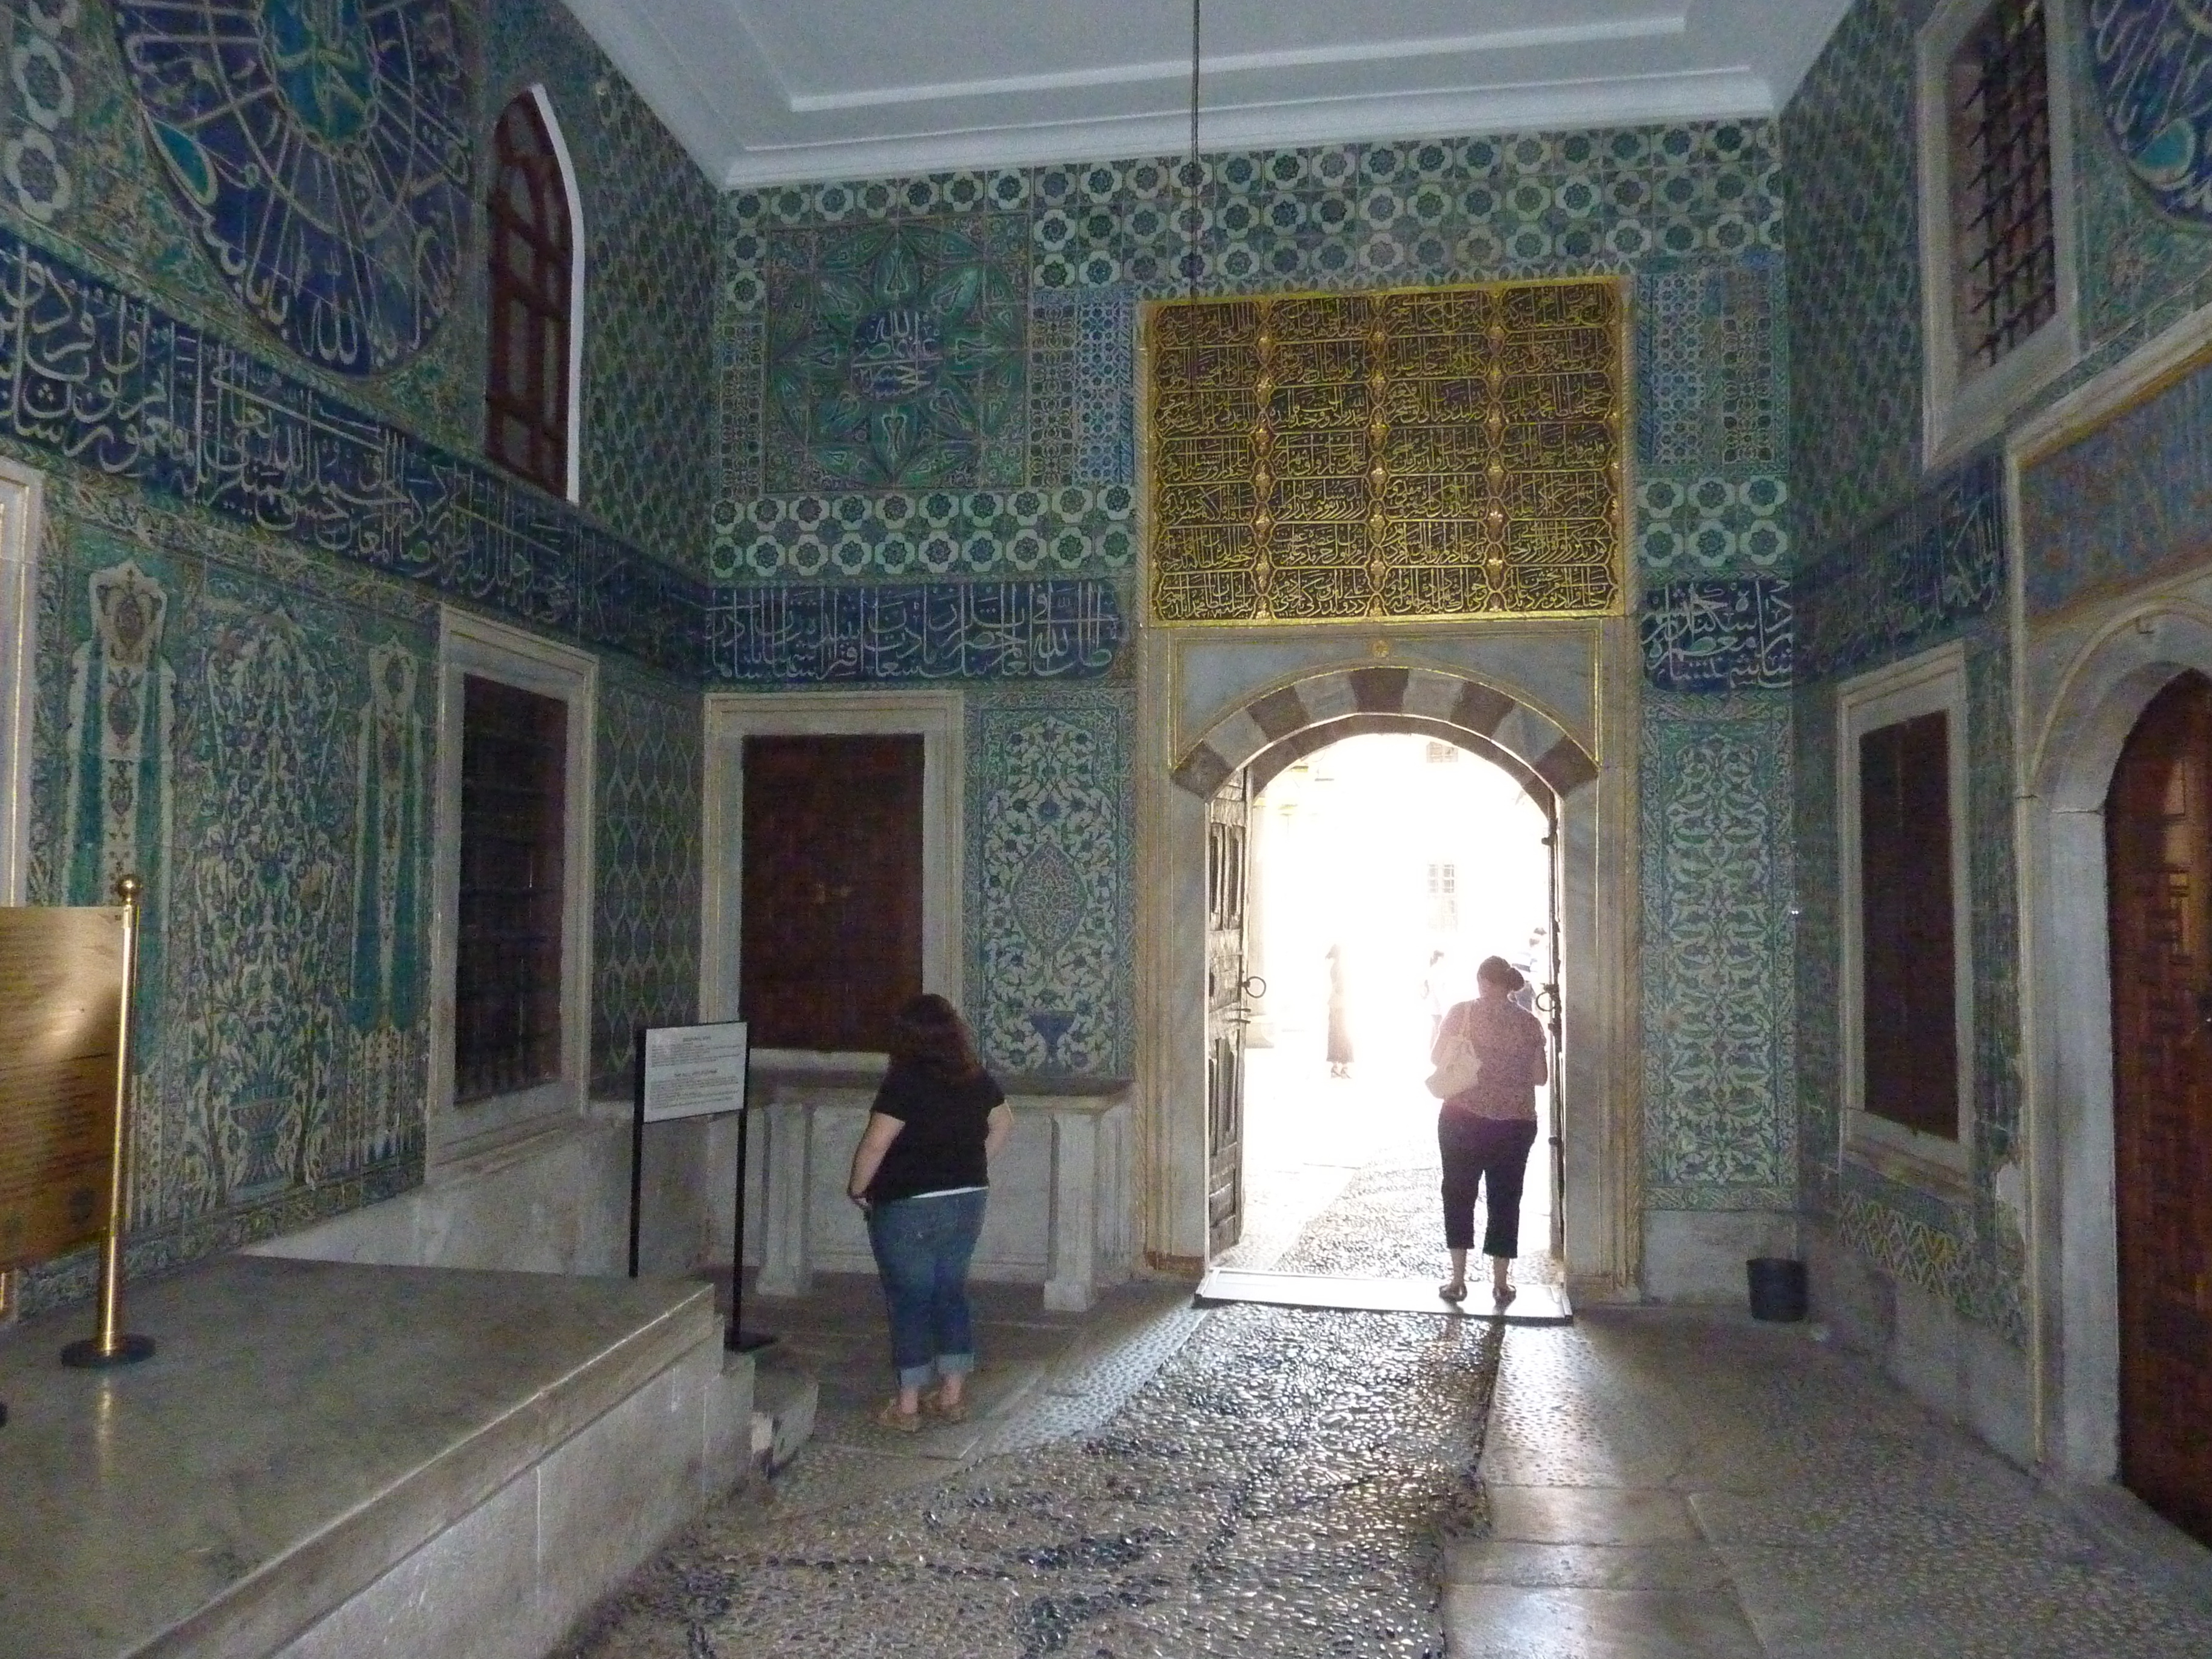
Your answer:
[0,908,122,1272]
[1148,278,1625,623]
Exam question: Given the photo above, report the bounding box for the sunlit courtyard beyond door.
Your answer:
[1215,734,1559,1287]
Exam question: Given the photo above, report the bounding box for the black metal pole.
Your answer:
[628,1024,646,1279]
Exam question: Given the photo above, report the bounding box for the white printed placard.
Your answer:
[641,1022,749,1123]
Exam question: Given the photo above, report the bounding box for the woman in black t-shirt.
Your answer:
[846,994,1013,1432]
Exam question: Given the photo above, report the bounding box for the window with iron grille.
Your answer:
[455,675,568,1104]
[1947,0,2055,373]
[1428,861,1460,933]
[486,93,575,497]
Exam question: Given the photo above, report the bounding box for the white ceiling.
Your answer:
[558,0,1858,189]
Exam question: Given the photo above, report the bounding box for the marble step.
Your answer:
[750,1358,820,1473]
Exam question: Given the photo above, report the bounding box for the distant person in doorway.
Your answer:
[1326,942,1354,1078]
[1423,949,1449,1045]
[1432,956,1549,1307]
[846,994,1014,1433]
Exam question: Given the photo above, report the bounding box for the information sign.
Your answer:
[640,1021,749,1123]
[0,909,122,1272]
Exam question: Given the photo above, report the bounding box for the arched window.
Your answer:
[485,90,579,499]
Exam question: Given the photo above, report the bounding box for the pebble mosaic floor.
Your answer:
[567,1298,1498,1658]
[565,1051,2212,1657]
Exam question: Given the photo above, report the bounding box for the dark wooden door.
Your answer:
[1205,773,1251,1255]
[2107,670,2212,1546]
[742,735,923,1052]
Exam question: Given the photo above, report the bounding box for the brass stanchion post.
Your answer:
[61,874,155,1369]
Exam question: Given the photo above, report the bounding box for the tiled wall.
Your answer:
[709,120,1801,1193]
[1783,0,2212,1347]
[2,0,712,1310]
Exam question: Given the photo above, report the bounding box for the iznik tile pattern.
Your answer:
[573,70,720,576]
[2071,3,2212,361]
[1641,577,1794,691]
[592,665,703,1094]
[716,118,1788,611]
[967,689,1134,1076]
[0,0,480,451]
[763,216,1029,491]
[32,503,434,1244]
[1635,255,1785,469]
[712,486,1135,583]
[2019,344,2212,616]
[1636,475,1789,575]
[2083,1,2212,224]
[1781,0,1923,562]
[1640,691,1797,1211]
[111,0,474,377]
[1794,454,2004,683]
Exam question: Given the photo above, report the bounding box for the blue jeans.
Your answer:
[865,1188,987,1389]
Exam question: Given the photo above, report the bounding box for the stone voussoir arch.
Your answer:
[1169,664,1597,802]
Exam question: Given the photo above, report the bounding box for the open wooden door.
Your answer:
[2106,671,2212,1547]
[1541,807,1566,1261]
[1205,773,1253,1255]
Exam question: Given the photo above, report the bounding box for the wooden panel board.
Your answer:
[742,735,925,1051]
[0,908,122,1271]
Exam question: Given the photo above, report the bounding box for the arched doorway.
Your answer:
[2023,599,2212,1486]
[1139,659,1626,1293]
[1207,726,1563,1289]
[2103,671,2212,1545]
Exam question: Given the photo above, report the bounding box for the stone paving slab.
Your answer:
[1195,1267,1572,1322]
[1455,1312,2212,1658]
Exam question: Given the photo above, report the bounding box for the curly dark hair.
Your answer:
[887,993,982,1076]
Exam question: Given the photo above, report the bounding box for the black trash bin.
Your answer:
[1746,1256,1808,1322]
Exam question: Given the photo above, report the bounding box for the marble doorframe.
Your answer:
[0,455,44,905]
[699,689,965,1046]
[1133,619,1643,1300]
[2008,303,2212,1480]
[2017,589,2212,1480]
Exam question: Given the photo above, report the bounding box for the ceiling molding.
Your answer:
[555,0,1857,192]
[720,69,1774,189]
[787,16,1690,114]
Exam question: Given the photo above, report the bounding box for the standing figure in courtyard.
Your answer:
[1431,956,1548,1307]
[846,994,1014,1431]
[1326,941,1355,1078]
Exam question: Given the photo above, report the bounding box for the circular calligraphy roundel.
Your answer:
[2089,0,2212,222]
[113,0,472,374]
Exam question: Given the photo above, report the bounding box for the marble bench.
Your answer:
[0,1255,751,1659]
[745,1057,1132,1313]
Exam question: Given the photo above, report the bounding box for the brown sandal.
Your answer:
[877,1399,921,1433]
[925,1389,970,1424]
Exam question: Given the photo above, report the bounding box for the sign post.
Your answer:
[630,1020,773,1353]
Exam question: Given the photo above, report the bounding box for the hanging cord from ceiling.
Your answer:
[1185,0,1202,298]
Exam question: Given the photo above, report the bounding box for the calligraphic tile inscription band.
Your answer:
[1642,578,1794,692]
[708,578,1120,683]
[0,223,705,676]
[1147,277,1625,624]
